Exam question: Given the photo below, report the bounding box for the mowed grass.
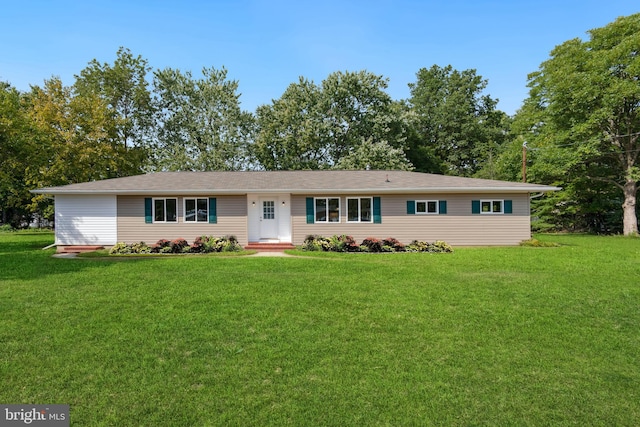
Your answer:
[1,233,639,426]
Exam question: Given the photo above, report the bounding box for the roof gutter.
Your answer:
[31,186,561,196]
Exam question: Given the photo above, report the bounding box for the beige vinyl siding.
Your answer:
[117,195,248,245]
[291,193,531,246]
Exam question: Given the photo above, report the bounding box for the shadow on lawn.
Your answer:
[0,236,156,282]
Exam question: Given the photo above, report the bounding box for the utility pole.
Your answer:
[522,141,527,183]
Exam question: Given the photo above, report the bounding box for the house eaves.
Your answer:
[30,170,561,196]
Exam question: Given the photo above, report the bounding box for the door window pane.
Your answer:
[263,201,275,220]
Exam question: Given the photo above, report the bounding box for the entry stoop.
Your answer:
[245,242,296,252]
[57,245,105,254]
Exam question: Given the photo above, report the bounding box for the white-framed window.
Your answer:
[416,200,439,214]
[347,197,373,222]
[153,198,177,222]
[481,200,503,214]
[184,198,208,222]
[315,197,340,223]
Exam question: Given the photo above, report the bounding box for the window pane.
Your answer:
[197,199,208,222]
[481,201,491,213]
[154,200,165,222]
[328,198,339,222]
[315,199,327,222]
[492,201,502,213]
[416,201,426,213]
[360,198,371,222]
[427,201,438,213]
[348,199,359,222]
[263,200,275,220]
[185,199,196,222]
[166,199,177,222]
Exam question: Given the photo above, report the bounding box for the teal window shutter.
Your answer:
[373,197,381,224]
[439,200,447,215]
[144,198,152,223]
[504,200,513,214]
[472,200,480,214]
[209,198,217,223]
[306,197,314,224]
[406,200,415,215]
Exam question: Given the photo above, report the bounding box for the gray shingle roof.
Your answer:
[32,170,560,195]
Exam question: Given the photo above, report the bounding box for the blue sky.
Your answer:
[1,1,637,115]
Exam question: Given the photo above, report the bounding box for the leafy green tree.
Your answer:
[516,13,640,235]
[254,71,408,170]
[408,65,508,176]
[0,83,35,226]
[26,78,126,217]
[152,67,254,171]
[74,47,154,174]
[333,137,413,171]
[253,77,326,170]
[319,70,406,162]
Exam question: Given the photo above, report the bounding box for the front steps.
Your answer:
[57,245,105,254]
[244,242,296,252]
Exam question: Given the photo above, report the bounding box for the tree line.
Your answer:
[1,13,639,235]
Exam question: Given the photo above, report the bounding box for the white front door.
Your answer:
[259,199,278,239]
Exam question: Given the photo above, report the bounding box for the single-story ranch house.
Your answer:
[32,170,559,251]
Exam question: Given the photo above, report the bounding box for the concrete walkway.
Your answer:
[249,251,294,257]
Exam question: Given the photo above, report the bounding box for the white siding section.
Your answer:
[55,195,117,245]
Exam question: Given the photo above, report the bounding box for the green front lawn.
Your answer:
[1,232,639,425]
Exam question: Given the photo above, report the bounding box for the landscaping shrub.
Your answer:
[328,234,359,252]
[303,235,360,252]
[191,235,242,253]
[301,235,453,254]
[361,237,383,253]
[190,236,206,253]
[109,242,132,255]
[170,238,189,253]
[220,235,242,252]
[302,235,329,251]
[340,235,359,252]
[109,236,242,255]
[0,224,15,233]
[109,242,151,255]
[406,240,454,253]
[383,237,406,252]
[131,242,151,254]
[151,239,172,253]
[432,240,454,253]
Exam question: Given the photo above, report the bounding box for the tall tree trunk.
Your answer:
[622,178,638,235]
